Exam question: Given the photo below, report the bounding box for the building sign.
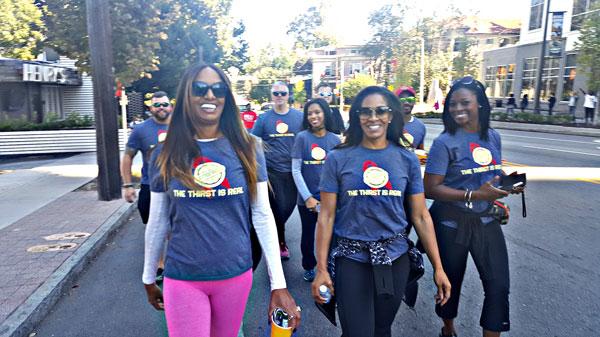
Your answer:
[549,12,565,57]
[22,63,82,85]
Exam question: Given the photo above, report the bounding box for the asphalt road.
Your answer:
[33,127,600,337]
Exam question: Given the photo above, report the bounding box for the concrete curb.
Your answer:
[422,118,600,137]
[0,201,136,337]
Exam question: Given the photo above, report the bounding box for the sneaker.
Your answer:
[303,269,315,282]
[155,268,164,284]
[280,244,290,260]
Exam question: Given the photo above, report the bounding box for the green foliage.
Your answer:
[575,4,600,92]
[0,112,94,131]
[491,112,574,125]
[287,6,335,50]
[249,80,272,103]
[342,74,376,102]
[452,36,480,79]
[293,81,307,105]
[0,0,46,60]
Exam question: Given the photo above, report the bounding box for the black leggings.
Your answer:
[267,170,297,245]
[434,222,511,332]
[138,184,151,224]
[335,254,409,337]
[297,205,318,270]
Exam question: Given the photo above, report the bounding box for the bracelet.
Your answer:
[122,183,134,188]
[465,190,473,209]
[463,189,469,201]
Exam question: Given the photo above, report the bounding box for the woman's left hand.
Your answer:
[433,269,452,306]
[269,288,302,330]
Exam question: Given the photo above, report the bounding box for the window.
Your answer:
[571,0,599,31]
[351,63,363,74]
[486,38,495,45]
[529,0,545,30]
[324,65,333,76]
[521,58,538,99]
[325,50,337,56]
[485,66,496,96]
[486,64,515,98]
[562,54,577,100]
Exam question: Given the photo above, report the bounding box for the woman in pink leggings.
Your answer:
[142,63,301,337]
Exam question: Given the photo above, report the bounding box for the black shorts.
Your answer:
[138,184,151,224]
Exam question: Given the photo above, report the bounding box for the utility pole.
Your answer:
[86,0,121,201]
[534,0,552,114]
[419,37,425,104]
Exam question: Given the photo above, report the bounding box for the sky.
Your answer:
[230,0,525,54]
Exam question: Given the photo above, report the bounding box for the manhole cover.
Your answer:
[44,232,91,241]
[27,243,78,253]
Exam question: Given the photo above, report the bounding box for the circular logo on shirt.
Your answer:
[276,122,289,134]
[157,131,167,143]
[472,147,493,166]
[193,162,226,188]
[403,132,414,146]
[311,146,326,160]
[363,166,389,189]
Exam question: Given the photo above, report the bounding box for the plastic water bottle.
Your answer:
[319,285,331,303]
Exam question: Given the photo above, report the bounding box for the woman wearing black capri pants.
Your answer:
[424,76,523,337]
[312,86,451,337]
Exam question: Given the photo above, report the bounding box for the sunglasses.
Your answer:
[399,97,416,103]
[319,92,333,97]
[452,76,485,90]
[272,91,288,97]
[152,102,170,108]
[357,106,392,119]
[192,81,228,98]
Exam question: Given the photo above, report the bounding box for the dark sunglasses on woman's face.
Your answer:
[192,81,228,98]
[319,92,333,97]
[152,102,170,108]
[357,106,392,118]
[272,91,288,97]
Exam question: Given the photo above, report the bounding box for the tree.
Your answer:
[452,35,480,78]
[576,4,600,92]
[342,74,376,102]
[0,0,45,60]
[293,81,307,105]
[287,6,335,50]
[249,80,272,103]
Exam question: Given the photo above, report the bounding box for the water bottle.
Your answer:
[319,285,331,303]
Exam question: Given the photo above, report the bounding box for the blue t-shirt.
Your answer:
[126,118,168,185]
[291,130,341,205]
[148,137,268,281]
[403,116,426,149]
[319,144,424,263]
[251,108,303,173]
[425,128,503,228]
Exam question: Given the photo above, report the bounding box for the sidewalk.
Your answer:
[0,153,137,337]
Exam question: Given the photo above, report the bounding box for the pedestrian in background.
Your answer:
[142,64,301,337]
[312,86,451,337]
[580,88,598,124]
[291,98,341,283]
[251,81,304,259]
[240,102,257,131]
[568,91,578,116]
[506,93,516,114]
[316,82,346,135]
[395,85,426,150]
[424,76,523,337]
[548,93,556,116]
[121,91,171,283]
[520,94,528,113]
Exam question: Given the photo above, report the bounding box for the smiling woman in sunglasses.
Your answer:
[142,64,300,337]
[312,86,450,337]
[424,76,522,337]
[395,86,426,150]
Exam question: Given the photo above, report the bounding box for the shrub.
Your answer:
[0,112,94,131]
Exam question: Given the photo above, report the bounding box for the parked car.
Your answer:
[260,102,274,112]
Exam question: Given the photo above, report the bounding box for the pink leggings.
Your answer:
[163,269,253,337]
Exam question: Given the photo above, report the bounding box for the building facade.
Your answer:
[309,45,374,95]
[483,0,598,115]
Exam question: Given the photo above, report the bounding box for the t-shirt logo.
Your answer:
[311,144,326,160]
[362,160,391,189]
[275,120,289,134]
[243,114,254,122]
[471,143,493,166]
[403,131,414,146]
[158,130,167,143]
[192,157,228,189]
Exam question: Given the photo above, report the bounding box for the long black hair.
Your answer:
[339,86,409,148]
[156,63,259,200]
[442,77,491,141]
[302,98,335,132]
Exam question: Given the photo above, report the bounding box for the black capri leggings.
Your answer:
[267,170,297,245]
[434,222,511,332]
[335,254,409,337]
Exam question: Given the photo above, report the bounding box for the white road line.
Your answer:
[501,133,594,144]
[522,145,600,157]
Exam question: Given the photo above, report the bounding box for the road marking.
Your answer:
[502,133,595,144]
[522,145,600,157]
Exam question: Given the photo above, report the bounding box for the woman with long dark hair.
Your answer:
[312,86,450,337]
[424,76,523,337]
[142,63,300,336]
[291,98,341,282]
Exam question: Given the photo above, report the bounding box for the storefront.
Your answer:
[0,57,87,122]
